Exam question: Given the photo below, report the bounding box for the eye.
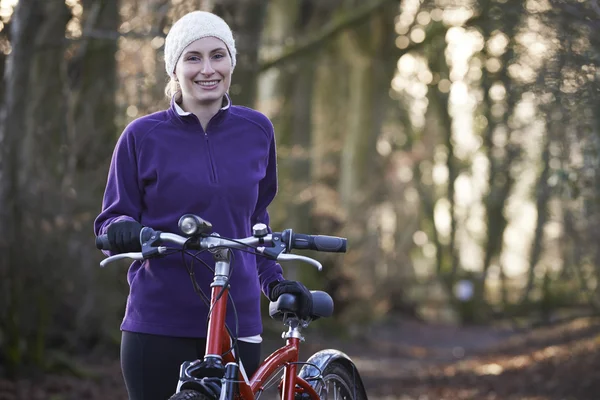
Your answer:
[186,55,201,61]
[212,53,225,60]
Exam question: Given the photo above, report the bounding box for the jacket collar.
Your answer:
[169,93,231,126]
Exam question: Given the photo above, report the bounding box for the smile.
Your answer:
[195,80,220,87]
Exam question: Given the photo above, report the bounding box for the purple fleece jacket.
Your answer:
[94,96,284,338]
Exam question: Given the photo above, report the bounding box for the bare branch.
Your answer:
[591,0,600,19]
[549,0,600,30]
[258,0,399,72]
[150,1,171,37]
[75,2,101,57]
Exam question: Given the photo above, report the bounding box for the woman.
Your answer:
[94,11,312,400]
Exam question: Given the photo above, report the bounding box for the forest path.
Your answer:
[333,316,600,400]
[1,316,599,400]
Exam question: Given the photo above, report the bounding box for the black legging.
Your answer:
[121,331,262,400]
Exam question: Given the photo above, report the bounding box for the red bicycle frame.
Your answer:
[205,270,319,400]
[96,222,350,400]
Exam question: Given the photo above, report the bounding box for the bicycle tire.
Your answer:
[168,390,214,400]
[314,360,368,400]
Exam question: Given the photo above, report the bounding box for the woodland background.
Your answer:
[0,0,599,399]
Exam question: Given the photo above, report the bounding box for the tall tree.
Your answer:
[69,0,120,172]
[24,0,72,367]
[213,0,268,107]
[470,0,524,318]
[334,0,399,317]
[260,0,317,282]
[0,0,71,377]
[66,0,121,343]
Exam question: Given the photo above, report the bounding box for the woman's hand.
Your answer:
[107,220,144,253]
[268,280,313,320]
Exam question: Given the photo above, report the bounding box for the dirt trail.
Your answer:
[294,316,514,398]
[335,316,600,400]
[0,316,599,400]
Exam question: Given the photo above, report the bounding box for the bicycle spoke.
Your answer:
[319,371,355,400]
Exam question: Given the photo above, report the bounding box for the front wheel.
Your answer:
[168,390,214,400]
[314,361,368,400]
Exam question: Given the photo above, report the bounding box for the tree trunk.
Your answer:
[69,0,120,173]
[261,0,316,282]
[473,0,523,319]
[311,40,351,311]
[67,0,121,344]
[334,1,398,319]
[213,0,267,107]
[425,38,458,282]
[25,0,71,367]
[520,127,552,305]
[0,0,54,376]
[151,0,172,106]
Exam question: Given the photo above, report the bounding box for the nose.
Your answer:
[201,60,215,75]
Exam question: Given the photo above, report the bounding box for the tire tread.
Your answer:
[168,389,214,400]
[319,360,368,400]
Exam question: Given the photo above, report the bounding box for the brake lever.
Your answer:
[99,246,167,267]
[276,253,323,271]
[100,252,143,267]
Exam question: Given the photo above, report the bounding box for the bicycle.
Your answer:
[96,214,368,400]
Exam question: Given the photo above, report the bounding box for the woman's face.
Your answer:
[174,37,232,108]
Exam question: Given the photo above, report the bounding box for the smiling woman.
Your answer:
[94,10,314,400]
[174,37,233,128]
[163,11,237,129]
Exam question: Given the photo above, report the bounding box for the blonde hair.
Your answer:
[165,78,179,98]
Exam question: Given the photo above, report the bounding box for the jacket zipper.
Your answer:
[205,131,218,183]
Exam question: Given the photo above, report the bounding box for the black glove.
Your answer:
[107,220,143,253]
[269,280,313,320]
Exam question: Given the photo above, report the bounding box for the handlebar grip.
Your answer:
[96,234,112,250]
[292,234,347,253]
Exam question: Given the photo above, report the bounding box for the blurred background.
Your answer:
[0,0,599,399]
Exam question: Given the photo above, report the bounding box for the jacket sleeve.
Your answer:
[252,129,284,298]
[93,127,143,245]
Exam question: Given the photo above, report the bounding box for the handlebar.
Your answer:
[96,230,347,254]
[96,224,347,270]
[95,235,111,250]
[286,233,346,253]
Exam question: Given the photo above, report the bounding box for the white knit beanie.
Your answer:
[164,11,236,78]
